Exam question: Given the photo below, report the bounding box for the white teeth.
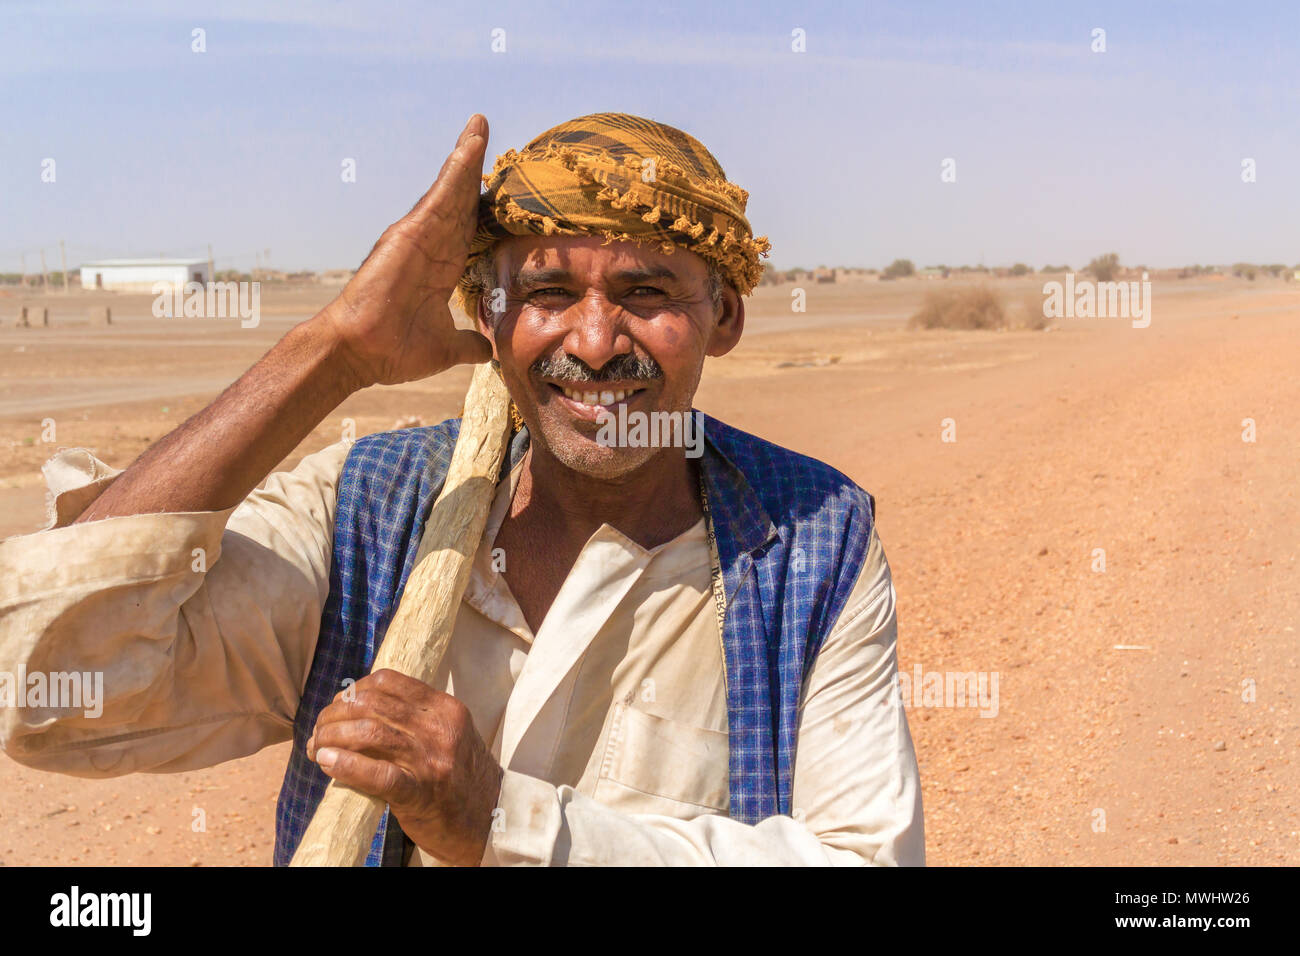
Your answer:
[560,386,635,405]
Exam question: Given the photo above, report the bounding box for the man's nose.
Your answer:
[561,292,634,373]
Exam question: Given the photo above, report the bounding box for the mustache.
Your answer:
[531,352,663,383]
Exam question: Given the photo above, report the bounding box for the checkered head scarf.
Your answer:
[456,112,770,308]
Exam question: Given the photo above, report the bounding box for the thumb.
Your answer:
[446,329,493,367]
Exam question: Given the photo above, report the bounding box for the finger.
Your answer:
[311,717,412,764]
[364,667,444,701]
[446,328,493,367]
[324,668,434,712]
[314,747,419,806]
[409,114,489,235]
[315,690,413,734]
[315,669,446,732]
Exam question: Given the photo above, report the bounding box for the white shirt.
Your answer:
[0,440,925,865]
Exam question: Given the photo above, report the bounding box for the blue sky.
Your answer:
[3,0,1297,274]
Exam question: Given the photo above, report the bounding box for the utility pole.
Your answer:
[40,248,49,292]
[59,239,69,294]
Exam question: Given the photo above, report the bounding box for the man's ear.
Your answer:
[475,295,500,360]
[705,283,744,358]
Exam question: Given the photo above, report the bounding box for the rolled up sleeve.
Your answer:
[0,441,351,776]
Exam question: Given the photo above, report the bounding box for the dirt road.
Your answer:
[1,279,1295,864]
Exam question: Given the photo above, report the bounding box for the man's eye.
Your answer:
[528,287,571,299]
[627,286,665,297]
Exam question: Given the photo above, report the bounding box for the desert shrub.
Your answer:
[1012,294,1051,330]
[1087,252,1120,282]
[909,285,1009,330]
[883,258,915,279]
[1010,263,1031,276]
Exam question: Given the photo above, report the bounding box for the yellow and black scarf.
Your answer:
[457,112,770,304]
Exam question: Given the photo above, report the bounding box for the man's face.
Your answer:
[477,236,744,479]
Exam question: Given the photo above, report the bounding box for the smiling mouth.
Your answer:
[546,382,649,409]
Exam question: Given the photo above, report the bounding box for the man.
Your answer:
[0,113,923,866]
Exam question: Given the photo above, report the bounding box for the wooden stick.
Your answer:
[290,360,512,866]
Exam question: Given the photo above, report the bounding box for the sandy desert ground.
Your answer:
[0,276,1296,865]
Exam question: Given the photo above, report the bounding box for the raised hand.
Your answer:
[322,114,494,388]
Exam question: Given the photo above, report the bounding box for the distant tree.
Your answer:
[1040,264,1071,273]
[1009,263,1031,276]
[883,258,915,279]
[1086,252,1121,282]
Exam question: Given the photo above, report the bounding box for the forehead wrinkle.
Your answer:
[611,266,681,284]
[512,266,573,287]
[510,264,686,291]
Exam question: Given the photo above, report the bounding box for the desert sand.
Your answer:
[1,276,1296,865]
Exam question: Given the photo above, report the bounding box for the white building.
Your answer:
[79,258,209,293]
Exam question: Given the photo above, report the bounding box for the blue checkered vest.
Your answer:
[273,413,874,865]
